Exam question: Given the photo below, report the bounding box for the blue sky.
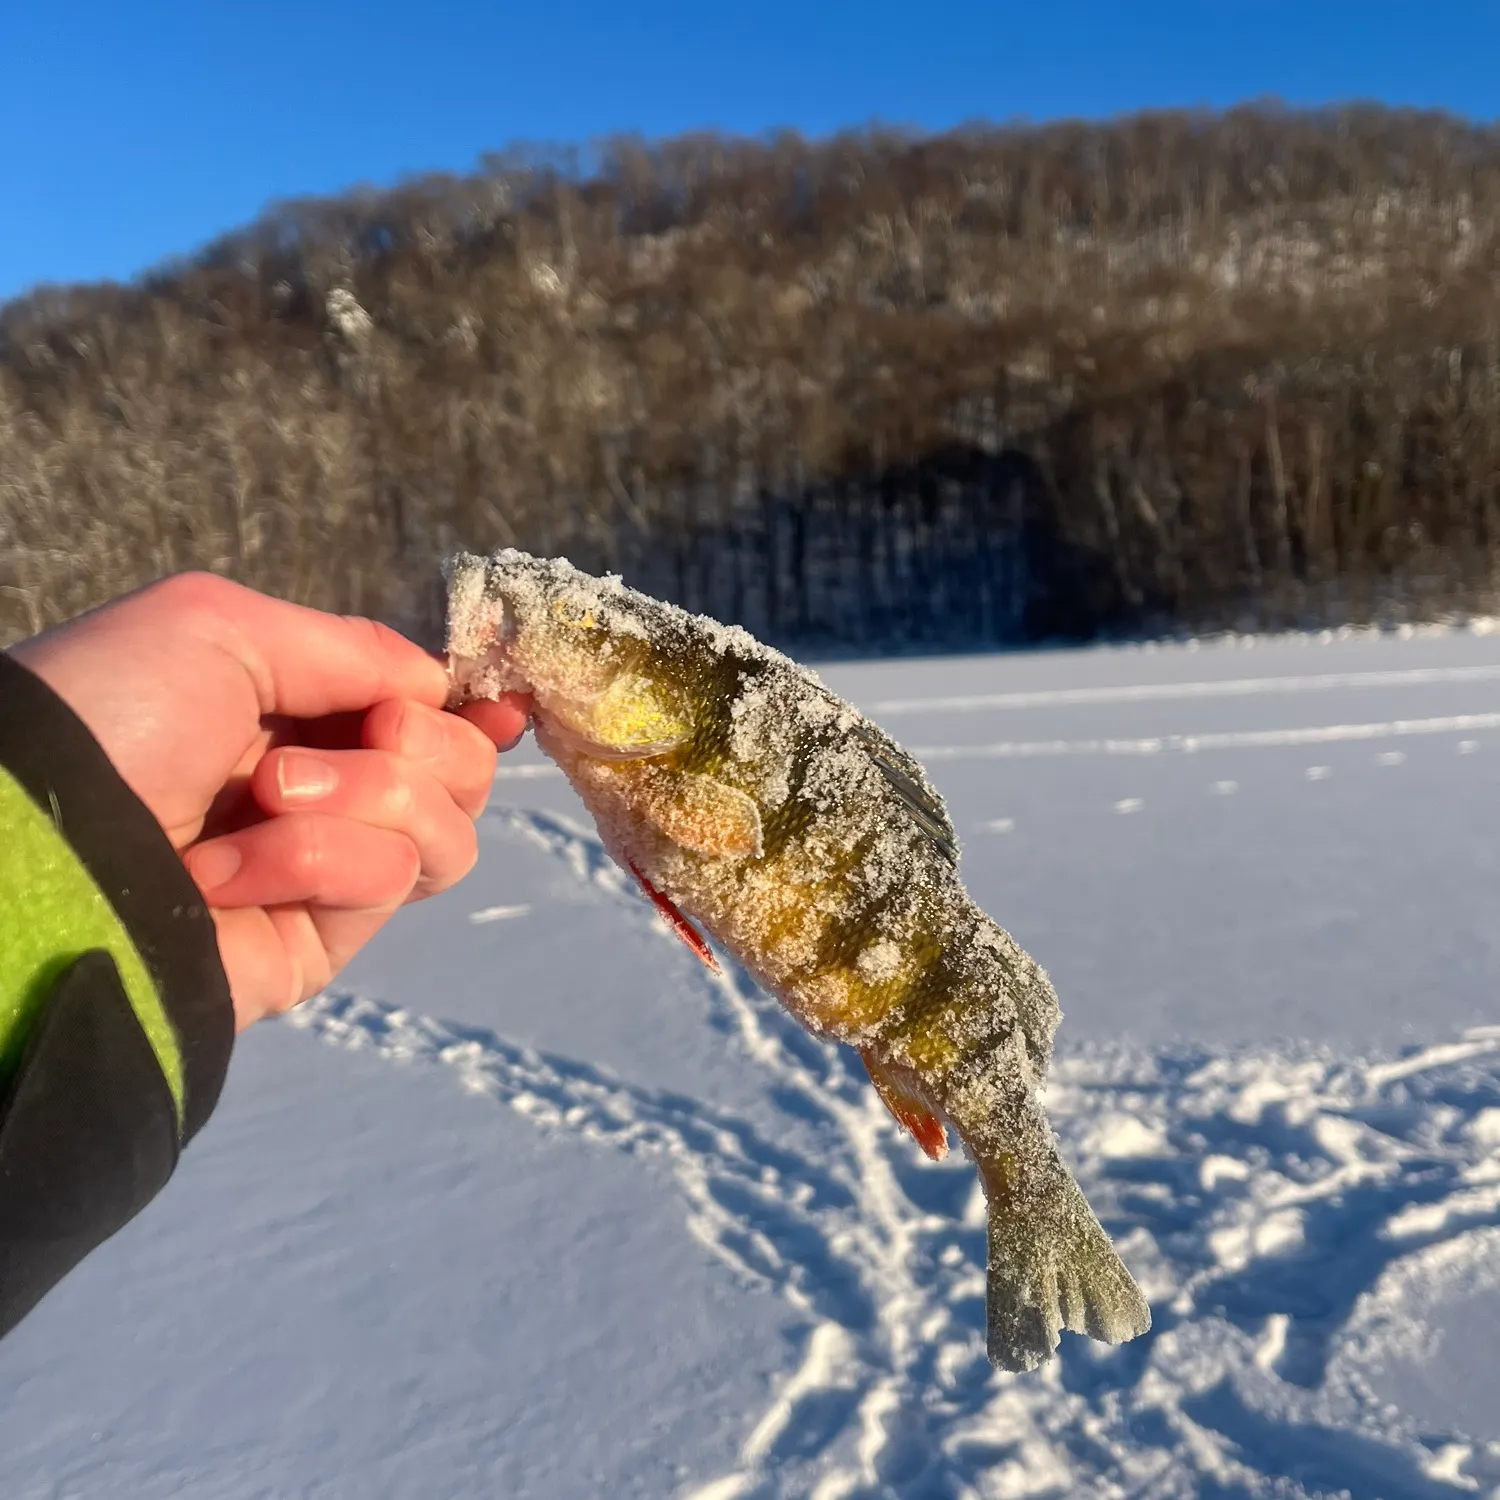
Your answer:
[3,0,1497,302]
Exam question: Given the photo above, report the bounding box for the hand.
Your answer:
[9,573,530,1031]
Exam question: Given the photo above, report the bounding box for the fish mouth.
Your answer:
[445,638,531,708]
[445,652,494,708]
[444,557,523,706]
[445,631,526,707]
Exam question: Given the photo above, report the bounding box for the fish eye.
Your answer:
[552,596,600,629]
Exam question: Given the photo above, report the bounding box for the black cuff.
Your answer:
[0,951,179,1339]
[0,651,235,1336]
[0,652,232,1142]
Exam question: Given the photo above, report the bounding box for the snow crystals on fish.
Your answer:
[444,547,1151,1371]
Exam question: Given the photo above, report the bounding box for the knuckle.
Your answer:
[462,736,500,804]
[340,616,414,682]
[378,755,417,821]
[287,816,326,883]
[364,617,417,658]
[339,613,384,656]
[391,836,424,893]
[450,821,480,881]
[361,696,404,748]
[280,961,306,1016]
[425,818,478,896]
[150,570,236,614]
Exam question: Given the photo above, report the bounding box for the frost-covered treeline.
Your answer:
[5,105,1500,646]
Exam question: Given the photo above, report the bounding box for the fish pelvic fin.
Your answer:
[627,859,720,973]
[978,1144,1151,1372]
[860,1048,948,1161]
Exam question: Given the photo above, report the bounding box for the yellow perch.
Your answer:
[445,549,1151,1371]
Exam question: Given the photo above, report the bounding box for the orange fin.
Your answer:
[642,770,763,859]
[860,1048,949,1161]
[627,859,720,973]
[587,762,763,860]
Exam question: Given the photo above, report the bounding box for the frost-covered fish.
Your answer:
[445,549,1151,1371]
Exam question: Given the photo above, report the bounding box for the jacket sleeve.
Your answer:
[0,651,234,1338]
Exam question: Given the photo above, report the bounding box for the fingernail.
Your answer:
[277,749,340,803]
[399,703,446,760]
[190,843,242,891]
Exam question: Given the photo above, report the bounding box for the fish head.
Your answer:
[445,549,696,759]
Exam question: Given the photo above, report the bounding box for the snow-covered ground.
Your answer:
[6,627,1500,1499]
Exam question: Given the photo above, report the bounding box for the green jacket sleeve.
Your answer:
[0,651,233,1338]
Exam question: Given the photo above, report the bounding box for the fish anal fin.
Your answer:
[627,859,720,973]
[861,1049,949,1161]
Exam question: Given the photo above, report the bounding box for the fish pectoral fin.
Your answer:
[662,772,763,858]
[612,765,762,860]
[627,859,720,972]
[583,759,763,859]
[860,1049,949,1162]
[578,759,764,860]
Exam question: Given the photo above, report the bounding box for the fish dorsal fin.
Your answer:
[627,859,720,972]
[851,722,959,866]
[860,1048,949,1161]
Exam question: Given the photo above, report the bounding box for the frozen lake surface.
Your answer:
[6,625,1500,1498]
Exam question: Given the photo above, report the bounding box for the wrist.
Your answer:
[0,651,233,1134]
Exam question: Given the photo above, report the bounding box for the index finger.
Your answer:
[178,575,451,720]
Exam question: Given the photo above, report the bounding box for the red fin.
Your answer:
[860,1049,949,1162]
[627,859,720,973]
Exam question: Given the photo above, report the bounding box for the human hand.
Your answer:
[9,573,530,1031]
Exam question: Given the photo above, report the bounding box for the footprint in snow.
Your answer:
[285,805,1500,1500]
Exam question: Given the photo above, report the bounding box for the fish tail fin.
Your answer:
[978,1143,1151,1372]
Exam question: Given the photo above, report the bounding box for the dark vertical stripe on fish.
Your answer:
[676,650,763,777]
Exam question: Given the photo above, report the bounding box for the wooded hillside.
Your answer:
[4,105,1500,648]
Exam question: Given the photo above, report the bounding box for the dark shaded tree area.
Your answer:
[4,104,1500,649]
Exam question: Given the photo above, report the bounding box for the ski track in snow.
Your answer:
[493,714,1494,777]
[287,806,1500,1500]
[870,663,1500,717]
[907,713,1500,763]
